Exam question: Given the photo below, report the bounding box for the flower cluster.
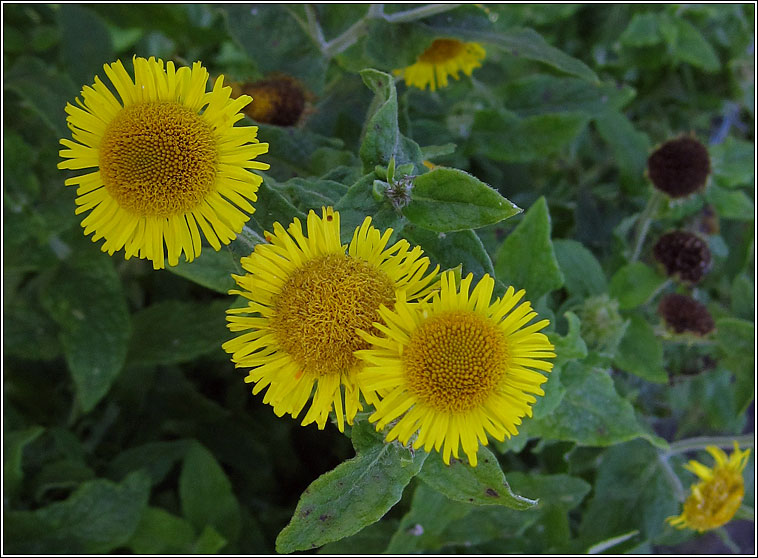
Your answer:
[58,52,553,467]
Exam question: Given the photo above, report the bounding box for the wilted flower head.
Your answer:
[668,443,750,533]
[234,75,308,127]
[658,293,715,336]
[653,230,712,284]
[647,136,710,198]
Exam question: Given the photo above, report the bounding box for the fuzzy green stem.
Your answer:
[630,189,663,262]
[735,504,754,522]
[658,452,686,502]
[664,434,754,457]
[383,3,462,23]
[715,526,742,553]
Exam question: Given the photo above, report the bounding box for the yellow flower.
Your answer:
[58,56,269,269]
[667,443,751,532]
[222,208,438,432]
[356,271,556,466]
[394,38,486,91]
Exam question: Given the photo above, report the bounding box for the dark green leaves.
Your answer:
[180,442,241,546]
[418,447,537,509]
[470,110,589,163]
[40,256,131,413]
[609,262,665,309]
[5,471,151,554]
[614,314,667,383]
[276,422,427,553]
[359,69,422,173]
[403,167,520,232]
[495,197,564,300]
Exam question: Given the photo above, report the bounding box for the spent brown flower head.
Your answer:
[658,293,715,336]
[647,136,711,198]
[653,230,712,283]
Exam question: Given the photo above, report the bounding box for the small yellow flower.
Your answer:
[356,270,555,466]
[223,208,438,432]
[667,443,751,532]
[59,56,269,269]
[394,38,486,91]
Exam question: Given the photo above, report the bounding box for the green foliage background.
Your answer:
[3,3,755,554]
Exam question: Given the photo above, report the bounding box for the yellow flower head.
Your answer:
[668,442,751,533]
[356,271,556,466]
[58,56,269,269]
[222,208,438,432]
[394,38,486,91]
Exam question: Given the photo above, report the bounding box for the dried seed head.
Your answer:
[647,136,711,198]
[653,230,712,283]
[658,293,715,336]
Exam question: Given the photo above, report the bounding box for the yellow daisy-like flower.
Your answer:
[222,207,438,432]
[356,270,556,466]
[394,38,486,91]
[667,443,751,532]
[58,56,269,269]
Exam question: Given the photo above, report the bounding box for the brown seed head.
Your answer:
[647,136,711,198]
[658,293,715,336]
[653,230,712,283]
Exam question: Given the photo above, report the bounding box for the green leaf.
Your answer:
[731,273,755,320]
[4,56,77,137]
[4,426,44,500]
[401,224,496,281]
[57,4,114,87]
[614,314,667,383]
[593,110,651,191]
[667,17,720,72]
[193,526,228,554]
[359,68,423,173]
[526,361,668,449]
[35,470,151,553]
[469,27,598,82]
[711,136,755,188]
[608,262,665,309]
[552,312,588,367]
[275,421,427,553]
[168,249,239,294]
[619,12,662,47]
[335,173,405,238]
[108,440,192,486]
[276,177,350,211]
[579,440,679,545]
[179,442,241,546]
[221,4,327,93]
[403,167,520,232]
[127,300,231,366]
[553,239,607,298]
[418,447,537,509]
[317,520,399,555]
[470,110,589,163]
[715,317,755,414]
[40,256,131,413]
[506,471,591,512]
[502,75,636,116]
[251,180,308,233]
[255,124,345,178]
[495,197,565,300]
[128,507,196,554]
[705,183,755,221]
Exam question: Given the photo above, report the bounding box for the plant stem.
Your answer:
[658,452,686,502]
[383,3,462,23]
[664,434,754,457]
[715,527,742,553]
[302,3,464,59]
[735,504,754,522]
[630,189,663,262]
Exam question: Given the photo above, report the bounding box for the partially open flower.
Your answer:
[668,443,750,533]
[577,294,627,354]
[647,136,711,198]
[658,293,715,336]
[653,230,712,284]
[233,75,308,127]
[394,38,486,92]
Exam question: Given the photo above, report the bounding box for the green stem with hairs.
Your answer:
[663,434,754,457]
[630,189,663,262]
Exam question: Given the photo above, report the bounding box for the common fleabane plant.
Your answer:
[6,3,754,555]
